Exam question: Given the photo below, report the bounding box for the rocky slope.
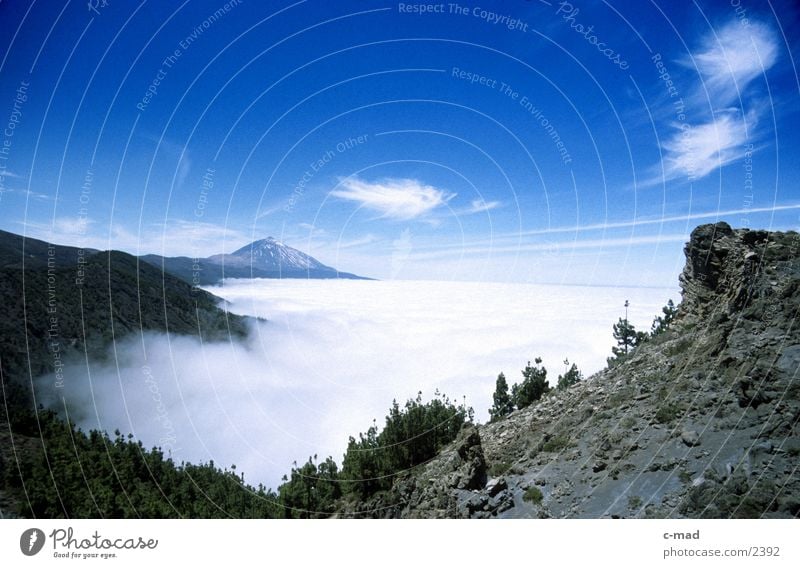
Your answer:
[338,223,800,518]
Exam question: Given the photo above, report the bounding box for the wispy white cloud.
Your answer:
[461,199,501,215]
[659,109,756,183]
[403,234,689,262]
[143,135,192,189]
[177,151,192,189]
[113,220,252,256]
[685,20,778,106]
[331,176,455,220]
[337,234,378,249]
[255,202,289,220]
[650,19,779,184]
[407,203,800,254]
[517,203,800,236]
[297,222,327,235]
[0,187,55,202]
[55,216,93,235]
[0,170,52,202]
[23,216,94,238]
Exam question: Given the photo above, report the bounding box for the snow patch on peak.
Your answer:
[231,238,331,272]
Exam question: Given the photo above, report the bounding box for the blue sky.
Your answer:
[0,0,798,285]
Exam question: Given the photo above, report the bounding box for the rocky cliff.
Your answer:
[338,223,800,518]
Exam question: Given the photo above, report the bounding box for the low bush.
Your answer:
[523,486,543,504]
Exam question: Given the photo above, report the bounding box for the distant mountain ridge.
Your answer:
[0,229,366,285]
[142,236,368,285]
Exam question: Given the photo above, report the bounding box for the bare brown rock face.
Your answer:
[337,224,800,518]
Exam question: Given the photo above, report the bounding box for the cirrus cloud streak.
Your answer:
[331,176,455,220]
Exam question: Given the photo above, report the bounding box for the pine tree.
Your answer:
[556,359,583,391]
[489,372,514,421]
[611,299,647,360]
[608,300,654,368]
[340,391,471,500]
[651,299,677,336]
[278,454,342,519]
[611,317,638,358]
[512,357,549,409]
[611,318,636,357]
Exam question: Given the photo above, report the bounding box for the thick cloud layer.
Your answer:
[38,280,678,489]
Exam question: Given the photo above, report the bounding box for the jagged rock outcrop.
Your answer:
[339,223,800,518]
[679,222,797,319]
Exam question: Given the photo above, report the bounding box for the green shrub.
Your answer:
[655,403,681,424]
[607,387,635,408]
[523,486,543,504]
[489,462,513,477]
[665,337,693,356]
[541,435,571,453]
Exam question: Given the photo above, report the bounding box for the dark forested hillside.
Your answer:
[0,233,269,518]
[0,248,247,382]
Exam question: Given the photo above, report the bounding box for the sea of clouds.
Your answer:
[38,279,678,489]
